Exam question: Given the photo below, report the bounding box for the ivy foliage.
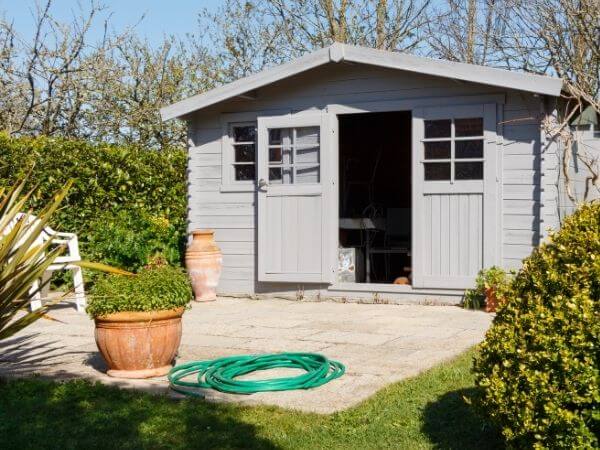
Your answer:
[0,134,187,270]
[87,263,192,318]
[473,202,600,449]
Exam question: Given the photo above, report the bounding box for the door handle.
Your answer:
[258,178,269,189]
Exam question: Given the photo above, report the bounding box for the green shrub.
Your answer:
[87,262,192,318]
[86,210,183,272]
[462,266,510,309]
[473,202,600,448]
[0,134,187,270]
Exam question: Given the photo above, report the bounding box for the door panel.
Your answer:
[421,193,483,287]
[257,113,329,283]
[412,104,498,289]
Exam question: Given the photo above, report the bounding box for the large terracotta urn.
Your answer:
[94,307,184,379]
[185,229,222,302]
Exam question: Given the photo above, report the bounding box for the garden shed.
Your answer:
[161,43,565,303]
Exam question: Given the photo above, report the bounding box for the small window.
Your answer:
[267,126,320,184]
[424,141,451,159]
[424,162,451,181]
[455,140,483,159]
[425,119,451,138]
[455,118,483,137]
[423,117,485,182]
[229,123,257,183]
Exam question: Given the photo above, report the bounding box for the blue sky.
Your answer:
[0,0,220,46]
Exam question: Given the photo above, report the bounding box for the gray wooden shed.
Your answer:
[161,43,564,304]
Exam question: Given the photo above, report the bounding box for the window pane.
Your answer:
[296,166,319,183]
[234,164,255,181]
[296,146,319,164]
[233,125,256,143]
[268,147,292,164]
[269,147,282,163]
[234,144,255,162]
[424,141,450,159]
[455,118,483,137]
[296,127,319,146]
[455,162,483,180]
[424,162,451,180]
[269,129,283,145]
[455,140,483,159]
[269,167,293,184]
[425,119,451,138]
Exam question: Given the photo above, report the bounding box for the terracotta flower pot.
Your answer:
[485,287,498,313]
[185,229,222,302]
[94,307,184,379]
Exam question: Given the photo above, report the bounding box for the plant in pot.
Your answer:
[87,258,192,379]
[462,266,510,312]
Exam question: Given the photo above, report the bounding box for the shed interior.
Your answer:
[338,111,412,284]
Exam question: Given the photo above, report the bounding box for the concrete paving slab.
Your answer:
[0,296,492,413]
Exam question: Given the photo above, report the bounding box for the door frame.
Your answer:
[326,93,503,291]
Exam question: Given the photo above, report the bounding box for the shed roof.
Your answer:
[161,43,563,121]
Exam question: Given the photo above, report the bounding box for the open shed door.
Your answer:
[412,104,498,289]
[257,113,330,283]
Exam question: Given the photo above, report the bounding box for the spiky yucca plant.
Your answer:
[0,178,72,340]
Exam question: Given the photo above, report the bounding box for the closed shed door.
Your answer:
[412,104,498,289]
[257,113,330,283]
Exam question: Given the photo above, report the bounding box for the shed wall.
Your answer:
[186,62,546,299]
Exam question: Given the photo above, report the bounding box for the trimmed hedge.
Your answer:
[473,202,600,448]
[0,134,187,269]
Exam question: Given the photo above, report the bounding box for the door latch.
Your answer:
[258,178,269,189]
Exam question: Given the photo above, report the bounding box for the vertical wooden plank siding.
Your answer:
[422,193,483,279]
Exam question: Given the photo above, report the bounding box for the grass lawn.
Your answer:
[0,348,503,449]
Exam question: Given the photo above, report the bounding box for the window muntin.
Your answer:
[267,126,320,184]
[230,123,257,182]
[423,117,484,181]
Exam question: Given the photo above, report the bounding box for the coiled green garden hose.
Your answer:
[168,352,345,396]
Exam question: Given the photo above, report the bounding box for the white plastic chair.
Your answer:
[14,213,86,312]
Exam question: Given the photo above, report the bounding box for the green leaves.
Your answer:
[0,178,69,340]
[473,203,600,449]
[85,210,183,273]
[462,266,511,310]
[86,264,192,318]
[0,134,187,273]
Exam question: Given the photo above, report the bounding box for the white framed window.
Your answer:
[221,120,257,191]
[422,117,484,182]
[267,126,320,184]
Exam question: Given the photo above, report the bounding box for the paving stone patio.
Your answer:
[0,297,492,413]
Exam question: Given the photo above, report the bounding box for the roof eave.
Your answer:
[161,43,563,121]
[160,45,341,121]
[343,46,563,98]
